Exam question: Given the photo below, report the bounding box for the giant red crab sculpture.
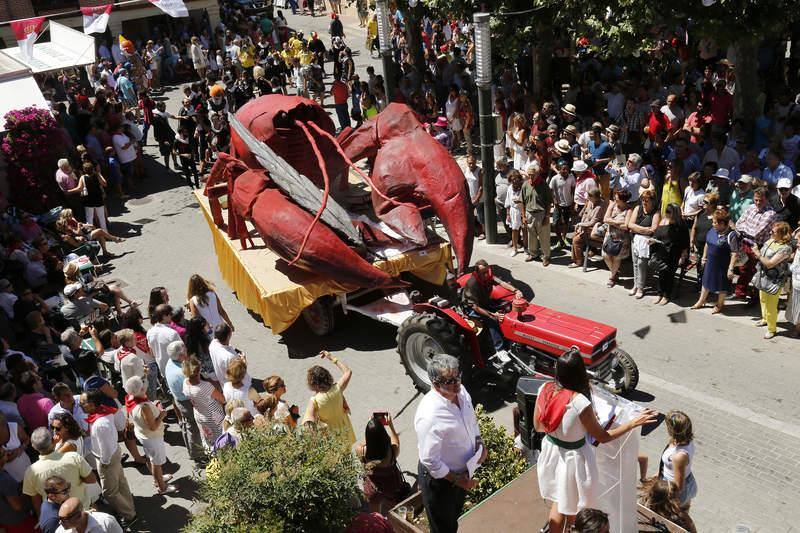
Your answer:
[205,94,473,289]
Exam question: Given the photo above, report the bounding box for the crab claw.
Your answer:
[338,104,474,272]
[230,170,402,289]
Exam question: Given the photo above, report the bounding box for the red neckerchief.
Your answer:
[536,382,574,433]
[576,170,597,184]
[117,346,134,362]
[472,268,494,290]
[125,394,148,415]
[86,404,117,428]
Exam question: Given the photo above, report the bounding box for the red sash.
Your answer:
[536,382,573,433]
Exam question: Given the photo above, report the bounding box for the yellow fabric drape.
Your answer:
[196,192,452,333]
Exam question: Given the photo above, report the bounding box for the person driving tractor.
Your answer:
[462,259,524,352]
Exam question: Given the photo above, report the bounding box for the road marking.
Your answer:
[640,372,800,440]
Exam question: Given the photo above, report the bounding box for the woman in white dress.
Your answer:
[189,36,207,79]
[786,238,800,337]
[52,412,102,503]
[187,274,234,331]
[444,86,463,152]
[509,113,529,170]
[222,358,262,419]
[504,170,524,256]
[533,350,655,532]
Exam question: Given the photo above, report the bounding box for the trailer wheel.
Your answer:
[396,312,466,393]
[302,297,336,336]
[609,348,639,393]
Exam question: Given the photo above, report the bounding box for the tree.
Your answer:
[420,0,800,118]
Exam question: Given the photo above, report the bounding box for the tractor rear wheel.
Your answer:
[396,313,466,393]
[609,348,639,393]
[302,296,336,336]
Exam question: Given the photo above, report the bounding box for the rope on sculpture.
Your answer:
[305,121,419,211]
[291,120,331,266]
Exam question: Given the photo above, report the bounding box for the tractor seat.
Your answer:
[428,296,453,309]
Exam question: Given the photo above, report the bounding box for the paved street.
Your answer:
[96,9,800,533]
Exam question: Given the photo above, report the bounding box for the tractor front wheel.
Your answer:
[396,313,467,393]
[609,348,639,393]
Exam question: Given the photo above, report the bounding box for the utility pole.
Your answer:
[375,0,395,101]
[473,12,497,243]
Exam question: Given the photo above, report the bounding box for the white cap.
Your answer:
[777,177,793,189]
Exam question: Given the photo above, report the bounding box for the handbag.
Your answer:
[602,235,623,257]
[751,262,784,295]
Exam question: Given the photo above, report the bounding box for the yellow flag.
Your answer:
[118,34,127,45]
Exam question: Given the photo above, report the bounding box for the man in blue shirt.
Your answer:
[762,150,793,186]
[165,340,205,465]
[38,475,70,533]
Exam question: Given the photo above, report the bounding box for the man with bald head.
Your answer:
[55,497,122,533]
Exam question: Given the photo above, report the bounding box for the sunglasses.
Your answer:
[45,487,70,496]
[434,374,462,386]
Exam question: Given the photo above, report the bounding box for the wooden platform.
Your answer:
[459,467,550,532]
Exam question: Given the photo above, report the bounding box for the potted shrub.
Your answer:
[186,428,363,533]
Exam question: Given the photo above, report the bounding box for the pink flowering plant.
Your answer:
[1,107,65,213]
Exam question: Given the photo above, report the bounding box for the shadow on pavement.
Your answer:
[280,312,398,358]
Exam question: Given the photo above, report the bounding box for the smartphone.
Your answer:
[373,412,388,425]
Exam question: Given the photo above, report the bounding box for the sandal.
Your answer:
[606,278,616,288]
[711,306,723,314]
[763,331,776,339]
[690,303,704,310]
[754,320,767,327]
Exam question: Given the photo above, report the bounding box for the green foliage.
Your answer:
[466,404,528,507]
[185,428,363,533]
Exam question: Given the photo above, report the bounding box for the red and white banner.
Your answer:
[148,0,189,17]
[10,16,46,61]
[81,4,112,35]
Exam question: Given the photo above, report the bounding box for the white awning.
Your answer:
[0,53,49,133]
[0,76,49,126]
[0,21,95,74]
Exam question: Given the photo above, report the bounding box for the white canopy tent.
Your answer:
[0,54,49,131]
[0,21,95,131]
[0,20,95,74]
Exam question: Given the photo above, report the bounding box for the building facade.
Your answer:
[0,0,221,46]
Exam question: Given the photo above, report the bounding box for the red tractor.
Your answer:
[396,274,639,394]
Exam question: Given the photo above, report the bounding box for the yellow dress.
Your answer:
[367,19,378,48]
[309,383,356,449]
[660,179,682,214]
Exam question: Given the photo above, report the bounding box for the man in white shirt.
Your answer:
[0,279,18,319]
[56,497,123,533]
[702,133,740,173]
[209,323,250,387]
[79,391,136,527]
[146,304,180,376]
[608,153,646,203]
[111,124,137,189]
[414,354,486,533]
[660,93,685,128]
